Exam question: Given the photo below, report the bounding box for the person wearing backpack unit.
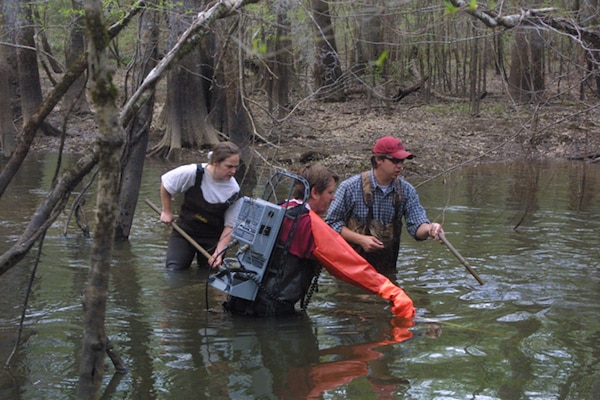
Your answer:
[223,163,416,319]
[325,136,444,273]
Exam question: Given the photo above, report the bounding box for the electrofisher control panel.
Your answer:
[208,196,286,300]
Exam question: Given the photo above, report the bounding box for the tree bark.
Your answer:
[508,28,545,104]
[266,6,291,118]
[355,2,383,76]
[0,5,16,157]
[77,0,124,396]
[312,0,345,102]
[114,3,159,240]
[220,18,255,191]
[62,0,90,115]
[151,0,220,158]
[0,0,19,156]
[16,0,44,123]
[578,0,600,98]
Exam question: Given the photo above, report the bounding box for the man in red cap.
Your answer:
[325,136,444,273]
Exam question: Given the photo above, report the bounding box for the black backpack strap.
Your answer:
[195,164,204,186]
[225,191,240,206]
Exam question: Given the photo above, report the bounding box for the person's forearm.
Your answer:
[416,223,430,240]
[160,183,172,213]
[416,222,443,240]
[340,226,363,245]
[160,183,174,224]
[215,226,233,255]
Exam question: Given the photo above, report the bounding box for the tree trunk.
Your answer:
[32,5,64,75]
[2,0,22,115]
[507,28,546,103]
[62,0,90,115]
[355,2,383,77]
[77,0,124,397]
[16,0,44,123]
[221,19,256,191]
[114,3,159,240]
[312,0,345,102]
[578,0,600,98]
[0,8,14,156]
[268,7,291,118]
[151,0,220,158]
[0,0,19,156]
[0,51,16,156]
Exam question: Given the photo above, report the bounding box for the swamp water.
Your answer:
[0,155,598,399]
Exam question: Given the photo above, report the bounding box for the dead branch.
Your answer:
[393,76,430,102]
[450,0,600,69]
[0,150,99,276]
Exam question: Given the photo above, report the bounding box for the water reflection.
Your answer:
[0,155,599,399]
[149,309,424,399]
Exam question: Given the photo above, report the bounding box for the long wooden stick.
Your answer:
[439,233,484,285]
[144,199,213,260]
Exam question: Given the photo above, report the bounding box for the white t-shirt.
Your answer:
[161,163,243,227]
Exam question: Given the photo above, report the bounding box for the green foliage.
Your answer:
[374,50,389,69]
[252,39,268,56]
[35,0,138,68]
[246,2,275,23]
[443,0,459,13]
[442,0,476,13]
[366,50,389,79]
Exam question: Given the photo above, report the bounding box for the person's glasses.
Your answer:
[384,156,405,164]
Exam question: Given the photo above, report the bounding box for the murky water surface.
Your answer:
[1,155,599,399]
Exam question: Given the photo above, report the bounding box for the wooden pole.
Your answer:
[144,199,213,260]
[439,233,484,285]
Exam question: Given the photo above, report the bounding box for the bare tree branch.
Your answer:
[0,151,99,275]
[450,0,600,69]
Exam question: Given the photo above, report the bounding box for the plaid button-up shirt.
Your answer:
[325,170,430,240]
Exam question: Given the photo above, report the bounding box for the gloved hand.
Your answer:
[307,209,416,318]
[377,280,415,319]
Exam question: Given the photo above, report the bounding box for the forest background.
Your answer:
[0,0,599,397]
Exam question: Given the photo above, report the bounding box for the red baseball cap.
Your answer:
[372,136,414,159]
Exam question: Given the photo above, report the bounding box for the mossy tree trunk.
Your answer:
[77,0,124,397]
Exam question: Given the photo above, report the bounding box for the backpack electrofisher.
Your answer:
[208,171,309,301]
